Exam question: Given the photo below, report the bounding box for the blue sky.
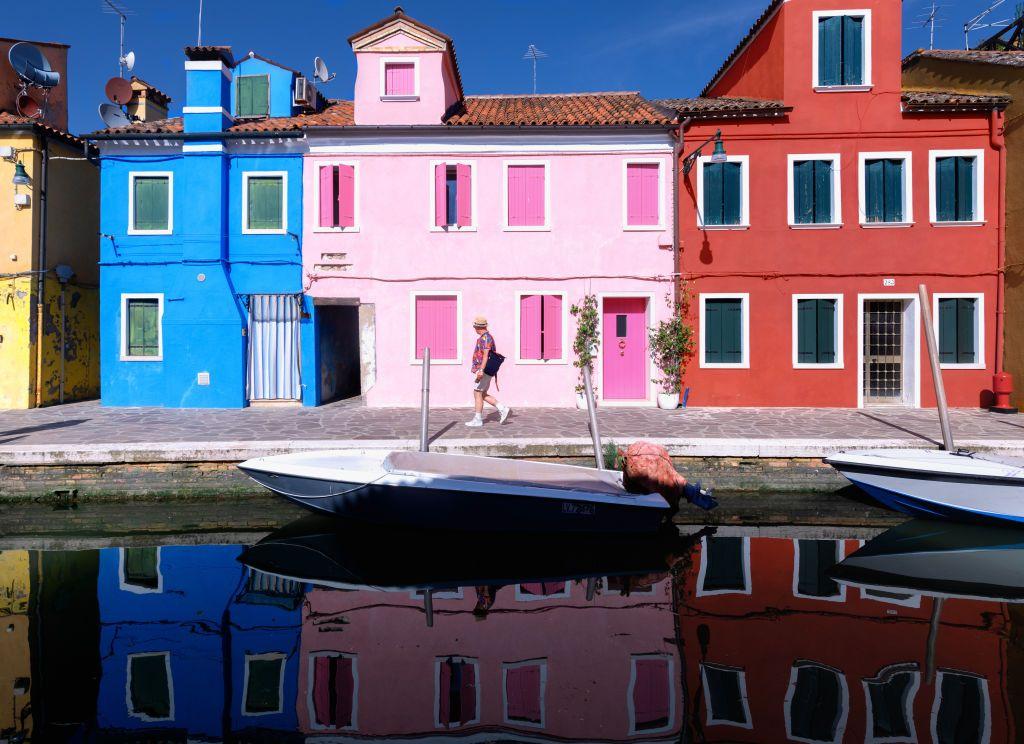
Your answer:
[4,0,1010,134]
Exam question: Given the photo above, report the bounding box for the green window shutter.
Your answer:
[247,176,283,230]
[841,15,864,85]
[794,161,814,224]
[237,75,269,117]
[237,76,253,117]
[936,157,956,222]
[130,655,171,719]
[819,17,842,86]
[722,300,743,362]
[883,159,903,223]
[797,299,818,363]
[957,298,976,364]
[938,298,957,364]
[865,160,884,222]
[703,163,724,226]
[956,157,975,222]
[133,176,169,231]
[127,298,160,357]
[816,299,836,363]
[705,299,723,362]
[723,162,742,225]
[814,160,833,223]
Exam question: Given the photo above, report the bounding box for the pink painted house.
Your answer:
[303,8,677,407]
[297,576,680,740]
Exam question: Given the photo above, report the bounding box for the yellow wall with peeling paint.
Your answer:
[0,550,32,738]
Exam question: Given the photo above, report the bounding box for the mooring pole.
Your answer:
[918,284,955,451]
[582,363,605,469]
[420,347,431,453]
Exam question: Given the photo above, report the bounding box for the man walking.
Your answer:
[466,316,511,427]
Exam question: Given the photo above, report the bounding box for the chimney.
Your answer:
[127,77,171,122]
[182,45,234,133]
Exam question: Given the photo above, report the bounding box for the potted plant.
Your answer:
[570,294,600,409]
[649,291,694,410]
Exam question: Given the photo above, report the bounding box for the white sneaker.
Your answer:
[465,416,483,428]
[498,404,512,424]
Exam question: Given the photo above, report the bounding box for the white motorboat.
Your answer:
[825,448,1024,524]
[238,450,671,533]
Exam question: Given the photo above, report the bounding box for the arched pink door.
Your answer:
[602,297,648,400]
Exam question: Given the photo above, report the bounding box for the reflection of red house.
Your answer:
[298,578,681,741]
[678,534,1016,742]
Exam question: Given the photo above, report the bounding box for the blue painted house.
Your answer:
[91,46,320,407]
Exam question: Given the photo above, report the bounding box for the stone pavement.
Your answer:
[1,399,1023,465]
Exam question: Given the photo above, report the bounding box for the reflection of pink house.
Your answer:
[298,578,681,740]
[303,8,676,407]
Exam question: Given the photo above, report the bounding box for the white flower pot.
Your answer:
[657,392,679,410]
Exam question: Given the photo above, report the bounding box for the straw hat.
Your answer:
[472,315,488,328]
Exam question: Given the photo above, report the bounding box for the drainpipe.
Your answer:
[33,138,49,408]
[672,118,693,303]
[989,108,1017,413]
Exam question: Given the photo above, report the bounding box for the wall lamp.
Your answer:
[682,129,728,176]
[12,162,30,186]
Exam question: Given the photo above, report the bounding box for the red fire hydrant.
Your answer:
[991,372,1018,414]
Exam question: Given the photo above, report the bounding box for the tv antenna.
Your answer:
[916,1,946,49]
[102,0,136,77]
[8,42,60,119]
[522,44,547,95]
[965,0,1013,48]
[197,0,204,46]
[313,56,336,84]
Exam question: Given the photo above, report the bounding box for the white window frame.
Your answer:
[787,154,842,228]
[792,294,844,369]
[126,652,174,722]
[502,160,551,231]
[696,534,751,596]
[627,654,676,735]
[118,546,163,594]
[502,659,547,729]
[127,171,173,235]
[307,651,358,731]
[428,159,477,232]
[242,171,288,234]
[811,9,873,91]
[408,290,463,365]
[622,158,666,231]
[784,661,850,744]
[433,656,481,728]
[858,152,914,227]
[513,290,569,365]
[791,539,846,601]
[242,652,287,717]
[696,155,750,230]
[700,663,753,729]
[312,161,360,233]
[863,664,921,744]
[380,57,420,100]
[699,293,750,369]
[514,581,571,601]
[929,670,991,744]
[928,149,986,226]
[120,293,164,362]
[932,292,985,370]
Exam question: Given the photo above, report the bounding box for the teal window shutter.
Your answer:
[247,176,283,230]
[127,298,160,357]
[938,298,976,364]
[938,298,956,363]
[841,15,864,85]
[703,162,724,226]
[865,159,885,222]
[816,299,836,363]
[723,162,742,225]
[883,159,903,223]
[133,176,169,231]
[705,299,743,363]
[814,160,833,223]
[956,157,975,221]
[794,161,815,224]
[797,299,817,362]
[818,17,842,86]
[957,298,976,364]
[237,75,269,117]
[936,157,957,222]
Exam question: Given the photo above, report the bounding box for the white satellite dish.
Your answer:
[313,56,335,83]
[99,102,132,129]
[121,50,135,72]
[8,42,60,88]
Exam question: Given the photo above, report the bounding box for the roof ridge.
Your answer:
[466,91,641,100]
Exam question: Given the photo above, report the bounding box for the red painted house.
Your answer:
[660,0,1010,408]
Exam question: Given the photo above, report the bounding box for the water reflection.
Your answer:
[1,519,1022,742]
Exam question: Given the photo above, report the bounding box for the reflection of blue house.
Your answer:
[90,46,320,407]
[96,545,302,739]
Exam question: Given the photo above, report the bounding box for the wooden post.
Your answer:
[420,347,430,453]
[918,285,955,451]
[583,364,605,469]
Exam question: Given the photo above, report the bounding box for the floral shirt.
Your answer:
[472,331,495,374]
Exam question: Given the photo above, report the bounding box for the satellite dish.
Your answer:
[121,50,135,72]
[105,76,133,105]
[8,42,60,88]
[15,92,42,119]
[313,56,335,83]
[99,103,132,129]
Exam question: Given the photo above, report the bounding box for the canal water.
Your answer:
[1,515,1020,743]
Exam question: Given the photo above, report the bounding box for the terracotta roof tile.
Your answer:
[701,0,784,96]
[444,92,675,127]
[0,111,89,147]
[902,89,1011,109]
[904,49,1024,69]
[656,96,787,118]
[230,100,355,131]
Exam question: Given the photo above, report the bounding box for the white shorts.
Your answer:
[474,374,493,393]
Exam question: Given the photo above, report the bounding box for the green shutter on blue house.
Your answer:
[841,15,864,85]
[797,299,837,364]
[819,16,842,86]
[705,299,743,363]
[127,298,160,357]
[247,176,283,230]
[133,176,169,231]
[237,75,269,117]
[938,297,977,364]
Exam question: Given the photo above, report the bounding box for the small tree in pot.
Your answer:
[649,290,694,409]
[570,293,600,408]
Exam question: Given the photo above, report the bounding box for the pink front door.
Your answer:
[602,297,648,400]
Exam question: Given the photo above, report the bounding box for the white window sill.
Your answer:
[814,84,872,93]
[430,225,477,233]
[120,355,163,362]
[516,358,569,366]
[700,362,750,369]
[789,223,843,230]
[793,362,844,370]
[939,362,984,370]
[699,224,750,231]
[623,224,665,232]
[127,229,172,236]
[503,225,551,232]
[242,228,287,235]
[381,95,419,102]
[410,358,461,366]
[313,226,360,233]
[859,222,914,229]
[931,220,986,228]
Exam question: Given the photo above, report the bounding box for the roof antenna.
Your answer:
[197,0,204,46]
[965,0,1012,48]
[522,44,548,95]
[102,0,135,78]
[916,1,945,50]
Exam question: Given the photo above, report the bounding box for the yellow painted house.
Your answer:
[0,37,99,408]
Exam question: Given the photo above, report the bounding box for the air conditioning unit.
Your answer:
[293,76,317,108]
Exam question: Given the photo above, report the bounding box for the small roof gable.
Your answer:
[237,51,301,75]
[701,0,784,97]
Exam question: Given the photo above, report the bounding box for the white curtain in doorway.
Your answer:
[247,294,302,401]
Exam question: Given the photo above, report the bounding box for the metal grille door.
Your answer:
[863,300,903,405]
[247,294,302,401]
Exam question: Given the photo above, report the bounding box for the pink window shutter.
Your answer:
[416,295,457,360]
[626,164,642,226]
[439,659,452,725]
[542,295,562,360]
[396,63,414,95]
[507,665,541,722]
[460,662,477,723]
[313,656,332,726]
[633,659,670,726]
[334,656,354,728]
[641,164,659,225]
[319,166,335,227]
[508,166,525,226]
[520,294,542,360]
[435,163,447,227]
[456,164,472,226]
[337,165,355,228]
[525,166,545,225]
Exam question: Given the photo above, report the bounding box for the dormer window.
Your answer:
[813,10,871,91]
[381,59,418,99]
[237,74,270,118]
